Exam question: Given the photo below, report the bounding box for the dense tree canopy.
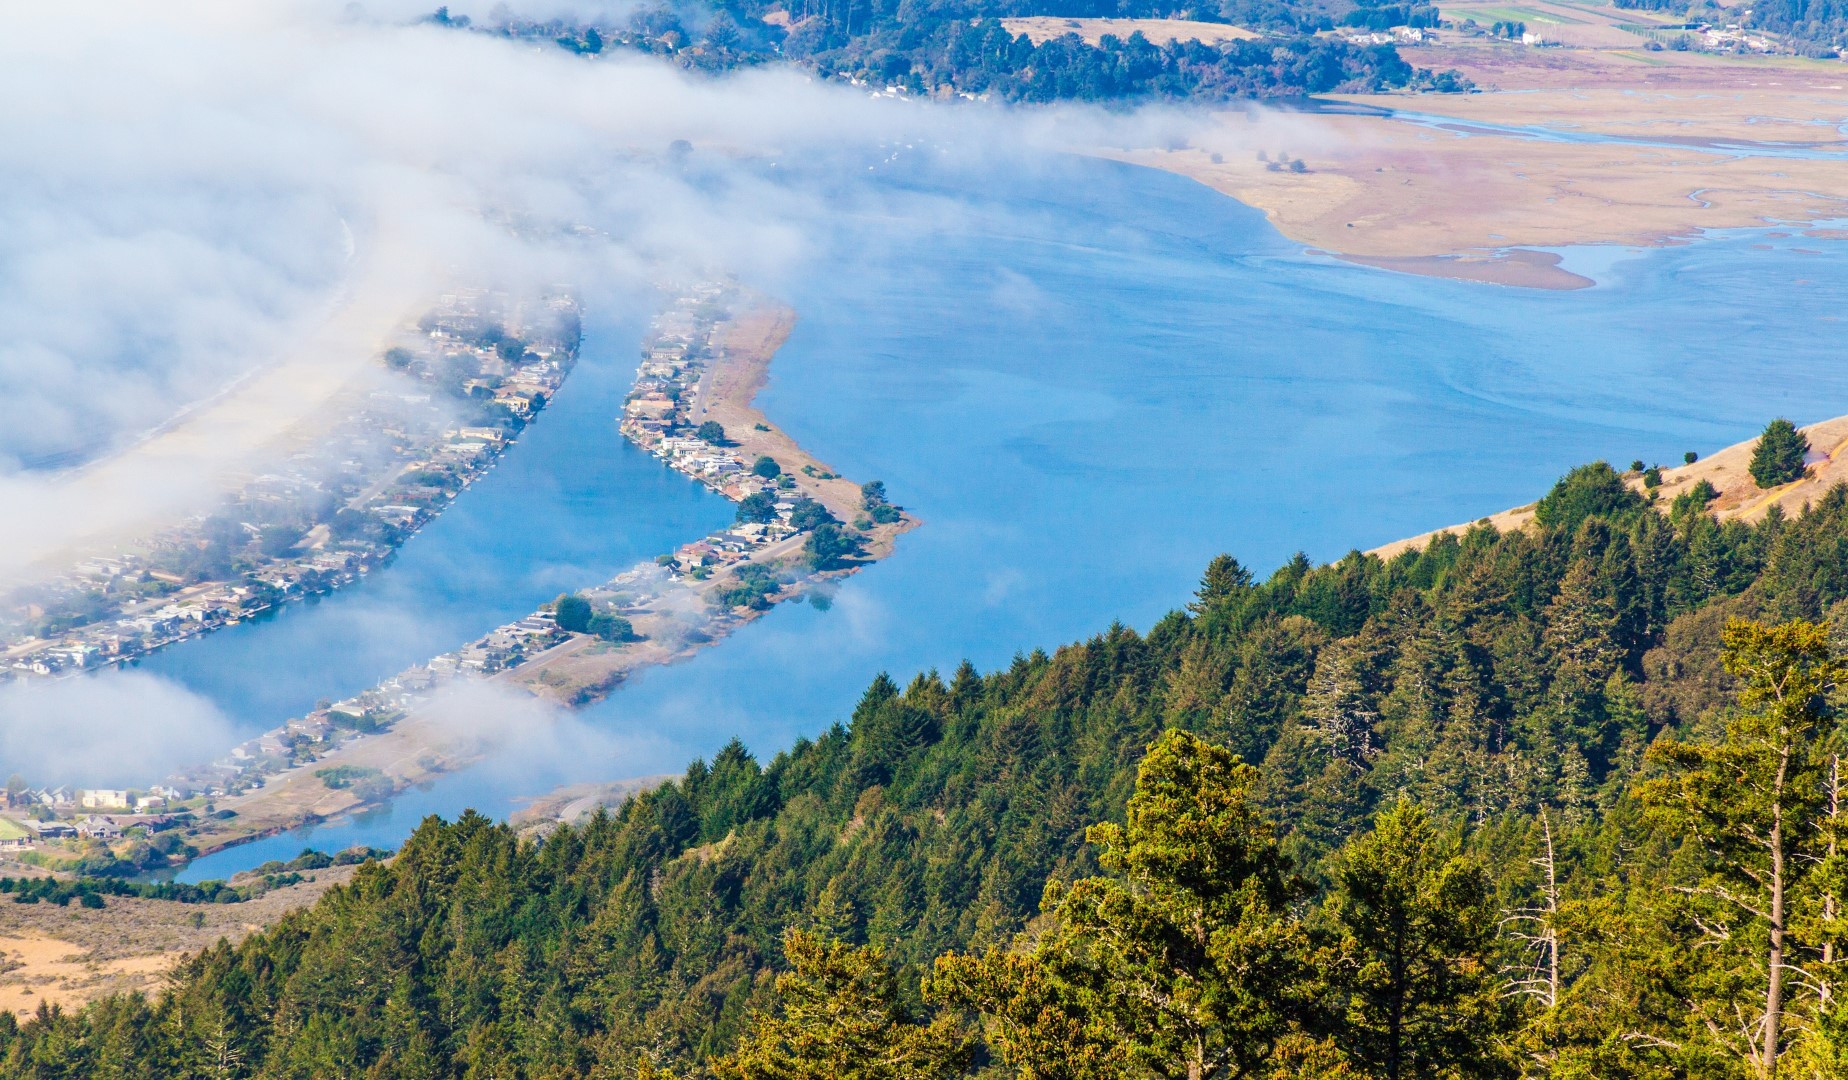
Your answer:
[472,0,1459,105]
[16,468,1848,1076]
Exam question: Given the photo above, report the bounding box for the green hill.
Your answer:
[6,462,1848,1077]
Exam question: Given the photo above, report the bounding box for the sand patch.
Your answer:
[0,867,358,1016]
[1107,75,1848,280]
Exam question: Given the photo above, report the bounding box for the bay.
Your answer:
[174,152,1848,880]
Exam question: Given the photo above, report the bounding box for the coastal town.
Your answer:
[0,291,580,681]
[0,281,913,873]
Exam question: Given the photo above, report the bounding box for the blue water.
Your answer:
[130,314,737,729]
[1385,107,1848,159]
[175,151,1848,881]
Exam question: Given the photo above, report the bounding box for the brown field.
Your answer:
[0,867,358,1016]
[1372,415,1848,559]
[1104,33,1848,288]
[1000,16,1259,45]
[1434,0,1688,49]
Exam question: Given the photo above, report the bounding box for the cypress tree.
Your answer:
[1751,418,1810,489]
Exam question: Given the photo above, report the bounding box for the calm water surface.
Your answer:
[133,314,737,728]
[175,154,1848,879]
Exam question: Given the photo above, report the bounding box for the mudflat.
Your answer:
[1108,44,1848,288]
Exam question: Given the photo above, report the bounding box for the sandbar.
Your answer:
[1106,49,1848,288]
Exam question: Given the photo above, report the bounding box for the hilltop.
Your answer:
[14,429,1848,1073]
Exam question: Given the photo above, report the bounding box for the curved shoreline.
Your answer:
[1103,73,1848,290]
[158,287,916,868]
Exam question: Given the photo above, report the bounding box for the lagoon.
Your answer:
[174,151,1848,880]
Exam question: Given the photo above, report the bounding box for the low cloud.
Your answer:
[0,1,1314,785]
[0,671,238,786]
[415,678,676,789]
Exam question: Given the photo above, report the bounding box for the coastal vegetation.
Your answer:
[1753,417,1812,489]
[14,461,1848,1074]
[453,0,1453,104]
[0,847,387,909]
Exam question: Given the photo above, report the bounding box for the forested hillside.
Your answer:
[8,461,1848,1077]
[437,0,1448,103]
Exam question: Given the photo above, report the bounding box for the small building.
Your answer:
[76,816,122,841]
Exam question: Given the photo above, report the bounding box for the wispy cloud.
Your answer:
[0,671,238,786]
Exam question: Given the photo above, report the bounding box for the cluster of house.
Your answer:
[0,786,192,851]
[1344,26,1428,44]
[0,285,854,860]
[1,292,581,683]
[140,609,575,809]
[1691,23,1779,51]
[618,286,805,575]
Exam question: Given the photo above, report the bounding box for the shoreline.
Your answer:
[2,292,581,681]
[142,285,915,869]
[1326,249,1595,290]
[1104,62,1848,289]
[1370,414,1848,560]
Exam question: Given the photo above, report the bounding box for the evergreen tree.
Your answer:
[711,931,969,1080]
[937,730,1312,1080]
[1325,802,1512,1080]
[1638,618,1846,1077]
[1751,419,1810,489]
[1533,462,1646,533]
[1190,554,1254,615]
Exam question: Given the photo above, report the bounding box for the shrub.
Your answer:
[554,594,593,633]
[1533,461,1645,532]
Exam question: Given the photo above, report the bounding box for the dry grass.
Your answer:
[0,866,358,1016]
[999,16,1259,45]
[1371,415,1848,560]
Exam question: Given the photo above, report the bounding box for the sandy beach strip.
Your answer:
[177,295,915,859]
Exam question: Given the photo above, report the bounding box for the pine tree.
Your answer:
[1191,554,1254,615]
[1751,419,1810,489]
[711,931,968,1080]
[937,730,1312,1080]
[1639,618,1846,1077]
[1326,801,1513,1080]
